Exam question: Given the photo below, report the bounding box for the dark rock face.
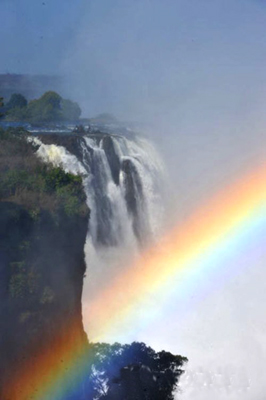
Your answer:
[101,135,121,185]
[121,158,147,243]
[39,133,84,158]
[0,201,89,399]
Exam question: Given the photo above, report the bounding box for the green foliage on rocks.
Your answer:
[0,127,87,217]
[9,261,40,300]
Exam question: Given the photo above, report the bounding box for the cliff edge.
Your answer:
[0,128,89,399]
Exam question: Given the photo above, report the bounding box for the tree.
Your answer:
[27,91,62,123]
[3,91,82,123]
[5,106,28,121]
[26,91,81,123]
[61,99,81,121]
[5,94,28,121]
[88,342,187,400]
[6,93,28,109]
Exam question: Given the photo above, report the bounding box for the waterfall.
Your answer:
[33,133,166,334]
[33,134,165,245]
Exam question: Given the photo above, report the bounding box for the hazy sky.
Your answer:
[2,0,266,121]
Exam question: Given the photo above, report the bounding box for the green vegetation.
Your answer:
[9,260,41,300]
[5,93,28,121]
[4,91,81,123]
[61,98,82,121]
[0,127,87,217]
[88,341,187,400]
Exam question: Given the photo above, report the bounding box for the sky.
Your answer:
[2,0,266,121]
[2,1,266,398]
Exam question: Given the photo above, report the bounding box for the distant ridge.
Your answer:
[0,74,64,101]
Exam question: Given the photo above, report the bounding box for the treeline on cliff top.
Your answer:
[0,92,120,126]
[0,91,81,123]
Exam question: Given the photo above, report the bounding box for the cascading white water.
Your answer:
[80,135,167,333]
[81,136,136,248]
[30,137,87,175]
[33,133,167,335]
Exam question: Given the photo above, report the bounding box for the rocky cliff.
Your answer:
[0,128,89,399]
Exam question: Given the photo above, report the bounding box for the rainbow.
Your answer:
[87,163,266,341]
[6,163,266,399]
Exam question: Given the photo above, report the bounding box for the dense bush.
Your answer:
[87,341,187,400]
